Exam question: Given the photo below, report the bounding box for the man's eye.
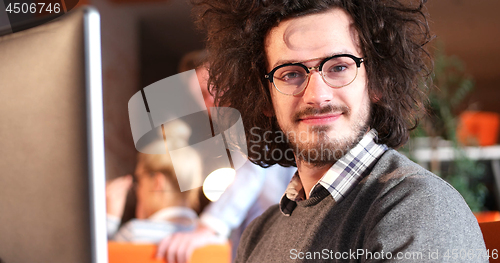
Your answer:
[279,71,304,81]
[326,65,348,73]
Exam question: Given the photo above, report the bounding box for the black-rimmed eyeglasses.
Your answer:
[264,54,365,96]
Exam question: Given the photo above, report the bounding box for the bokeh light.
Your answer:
[202,168,236,202]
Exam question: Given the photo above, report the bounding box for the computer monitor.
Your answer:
[0,7,106,263]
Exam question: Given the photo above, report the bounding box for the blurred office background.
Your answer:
[85,0,500,183]
[2,0,499,212]
[91,0,500,214]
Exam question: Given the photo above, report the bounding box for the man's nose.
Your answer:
[301,71,333,106]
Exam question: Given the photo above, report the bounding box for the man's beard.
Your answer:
[284,103,371,167]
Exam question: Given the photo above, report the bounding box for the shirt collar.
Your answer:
[280,129,388,216]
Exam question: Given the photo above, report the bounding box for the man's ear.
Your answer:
[371,89,382,103]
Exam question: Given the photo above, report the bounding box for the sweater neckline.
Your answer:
[295,186,331,207]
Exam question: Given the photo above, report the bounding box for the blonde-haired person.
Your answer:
[106,120,202,243]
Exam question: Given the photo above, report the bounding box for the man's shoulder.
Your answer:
[355,149,480,226]
[345,149,486,257]
[366,149,457,194]
[352,149,473,219]
[371,148,434,178]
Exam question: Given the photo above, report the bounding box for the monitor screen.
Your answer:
[0,7,106,263]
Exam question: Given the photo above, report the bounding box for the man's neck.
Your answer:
[296,160,333,199]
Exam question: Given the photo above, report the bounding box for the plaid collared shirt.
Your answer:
[280,129,388,216]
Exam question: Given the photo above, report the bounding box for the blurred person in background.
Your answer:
[106,120,202,243]
[155,50,295,263]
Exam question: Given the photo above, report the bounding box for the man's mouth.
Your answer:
[298,113,343,125]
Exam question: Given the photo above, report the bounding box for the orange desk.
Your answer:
[108,242,231,263]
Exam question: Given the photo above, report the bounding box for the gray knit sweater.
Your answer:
[236,150,487,262]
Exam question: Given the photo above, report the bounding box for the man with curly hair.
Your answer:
[187,0,486,262]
